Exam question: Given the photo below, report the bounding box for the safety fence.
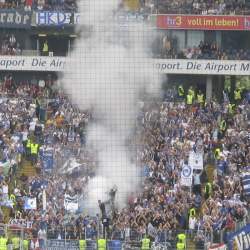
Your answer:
[0,225,217,249]
[0,222,248,249]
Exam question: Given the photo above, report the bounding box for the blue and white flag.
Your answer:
[64,194,78,212]
[24,197,37,210]
[40,148,54,171]
[242,173,250,196]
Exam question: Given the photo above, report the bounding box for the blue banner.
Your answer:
[0,10,31,28]
[36,12,80,26]
[40,149,54,171]
[47,240,79,250]
[227,224,250,250]
[108,240,122,250]
[242,173,250,196]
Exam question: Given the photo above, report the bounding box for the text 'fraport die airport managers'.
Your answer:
[154,60,250,75]
[1,57,250,75]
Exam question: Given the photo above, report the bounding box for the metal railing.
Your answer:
[1,215,248,249]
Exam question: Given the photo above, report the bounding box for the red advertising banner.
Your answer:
[156,15,250,30]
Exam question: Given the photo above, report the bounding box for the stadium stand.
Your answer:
[0,0,249,250]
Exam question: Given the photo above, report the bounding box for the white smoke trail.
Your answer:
[62,0,161,214]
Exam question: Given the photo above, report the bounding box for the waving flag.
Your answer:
[242,173,250,197]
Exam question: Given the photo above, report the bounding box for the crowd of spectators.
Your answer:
[0,0,77,11]
[0,34,22,56]
[0,0,249,15]
[156,36,250,60]
[0,74,249,248]
[139,0,250,15]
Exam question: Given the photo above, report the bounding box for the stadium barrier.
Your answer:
[0,224,243,249]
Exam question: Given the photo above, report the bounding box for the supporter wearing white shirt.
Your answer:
[189,215,196,231]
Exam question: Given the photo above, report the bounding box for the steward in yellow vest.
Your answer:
[204,182,212,199]
[0,236,7,250]
[26,138,31,153]
[177,233,186,244]
[23,239,29,250]
[178,85,185,97]
[141,237,150,250]
[12,236,20,250]
[42,41,49,56]
[214,148,221,160]
[189,207,196,217]
[31,143,39,155]
[79,239,86,250]
[177,241,185,250]
[234,88,242,101]
[10,194,16,207]
[228,103,235,115]
[197,91,204,105]
[220,120,226,131]
[188,87,195,98]
[97,238,106,250]
[186,94,193,105]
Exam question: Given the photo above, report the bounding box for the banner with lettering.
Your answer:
[227,224,250,250]
[36,12,80,26]
[180,164,193,187]
[188,151,203,170]
[47,240,79,250]
[40,147,54,171]
[0,10,31,28]
[1,56,250,75]
[156,15,250,31]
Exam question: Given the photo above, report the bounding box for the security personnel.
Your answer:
[23,239,29,250]
[214,147,221,160]
[186,94,193,105]
[141,236,150,250]
[177,241,185,250]
[204,182,212,200]
[189,207,196,218]
[30,143,39,163]
[79,239,86,250]
[228,103,235,115]
[26,138,31,155]
[0,235,7,250]
[197,91,204,105]
[188,86,195,98]
[178,85,185,98]
[219,119,227,134]
[42,40,49,56]
[9,194,16,207]
[97,238,107,250]
[234,88,242,102]
[177,233,186,245]
[12,236,20,250]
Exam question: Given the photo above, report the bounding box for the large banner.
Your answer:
[180,164,193,187]
[227,224,250,250]
[242,172,250,197]
[188,151,203,170]
[40,148,54,171]
[0,10,31,28]
[156,15,250,30]
[64,194,78,212]
[0,56,65,71]
[2,56,250,75]
[47,240,79,250]
[36,12,80,25]
[154,59,250,75]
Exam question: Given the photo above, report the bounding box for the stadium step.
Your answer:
[1,207,10,224]
[186,238,196,250]
[205,164,215,183]
[17,159,37,177]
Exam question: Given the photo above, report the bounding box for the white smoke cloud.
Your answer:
[62,0,162,214]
